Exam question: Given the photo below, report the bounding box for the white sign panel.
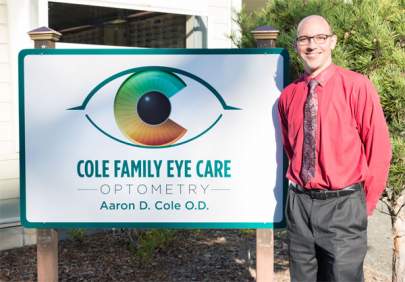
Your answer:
[19,49,288,228]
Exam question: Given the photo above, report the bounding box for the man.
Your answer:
[278,15,391,282]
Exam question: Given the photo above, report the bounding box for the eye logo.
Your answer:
[114,70,187,146]
[69,66,240,149]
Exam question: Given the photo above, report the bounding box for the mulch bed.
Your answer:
[0,229,388,281]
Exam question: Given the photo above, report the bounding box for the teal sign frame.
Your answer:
[19,48,289,229]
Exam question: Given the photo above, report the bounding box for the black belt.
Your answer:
[289,182,362,200]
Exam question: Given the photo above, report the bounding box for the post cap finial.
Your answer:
[28,27,62,42]
[251,25,280,40]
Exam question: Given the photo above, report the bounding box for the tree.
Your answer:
[232,0,405,280]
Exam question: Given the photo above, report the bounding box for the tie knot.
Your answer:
[309,79,319,92]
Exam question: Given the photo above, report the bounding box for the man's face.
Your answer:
[295,17,337,76]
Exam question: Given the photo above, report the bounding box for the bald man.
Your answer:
[278,15,391,281]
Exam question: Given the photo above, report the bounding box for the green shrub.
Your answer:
[128,229,176,263]
[67,228,86,243]
[234,0,405,214]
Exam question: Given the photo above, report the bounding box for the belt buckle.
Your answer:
[317,190,327,200]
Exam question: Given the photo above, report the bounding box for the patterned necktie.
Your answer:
[301,79,319,184]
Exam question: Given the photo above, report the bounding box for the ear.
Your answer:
[330,34,337,50]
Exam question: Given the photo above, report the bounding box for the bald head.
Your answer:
[295,15,337,77]
[297,15,332,37]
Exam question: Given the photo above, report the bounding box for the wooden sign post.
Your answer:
[28,27,62,282]
[252,25,280,282]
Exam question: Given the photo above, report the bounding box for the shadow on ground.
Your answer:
[0,229,290,281]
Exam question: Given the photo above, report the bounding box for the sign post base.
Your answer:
[37,229,58,282]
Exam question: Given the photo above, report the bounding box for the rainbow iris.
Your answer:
[114,70,187,146]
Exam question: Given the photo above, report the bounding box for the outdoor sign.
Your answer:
[19,48,288,228]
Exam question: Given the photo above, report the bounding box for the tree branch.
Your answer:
[377,210,392,216]
[380,198,391,210]
[394,203,405,217]
[379,198,395,216]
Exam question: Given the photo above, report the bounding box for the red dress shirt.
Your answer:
[278,63,391,215]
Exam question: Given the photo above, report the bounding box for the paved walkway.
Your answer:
[365,201,392,279]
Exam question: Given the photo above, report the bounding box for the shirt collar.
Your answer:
[303,63,336,87]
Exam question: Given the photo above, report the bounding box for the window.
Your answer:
[48,2,187,48]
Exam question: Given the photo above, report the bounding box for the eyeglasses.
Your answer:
[296,34,334,46]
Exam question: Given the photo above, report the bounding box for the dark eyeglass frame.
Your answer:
[295,34,334,46]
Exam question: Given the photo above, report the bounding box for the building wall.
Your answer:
[0,0,38,251]
[0,0,19,220]
[207,0,241,48]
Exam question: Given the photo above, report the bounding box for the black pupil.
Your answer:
[137,91,171,125]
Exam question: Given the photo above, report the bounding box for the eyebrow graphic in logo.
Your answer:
[69,66,240,148]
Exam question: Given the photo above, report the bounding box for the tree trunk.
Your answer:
[393,190,405,282]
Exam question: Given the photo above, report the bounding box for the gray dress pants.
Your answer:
[286,185,368,282]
